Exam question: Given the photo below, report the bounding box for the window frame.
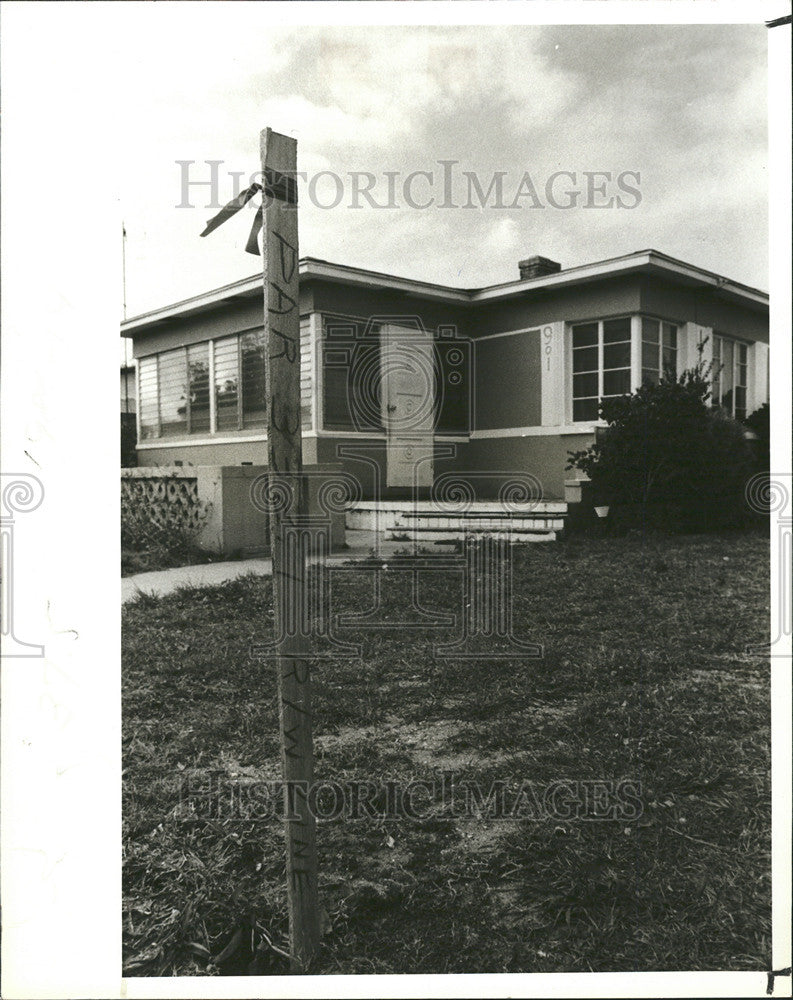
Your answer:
[186,341,212,435]
[213,333,243,433]
[137,355,160,441]
[569,315,633,424]
[712,332,750,420]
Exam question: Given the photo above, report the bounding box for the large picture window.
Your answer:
[138,332,268,440]
[713,334,748,420]
[571,317,632,422]
[571,315,681,422]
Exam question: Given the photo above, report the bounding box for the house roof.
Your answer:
[120,249,769,335]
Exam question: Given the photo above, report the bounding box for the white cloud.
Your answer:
[112,21,768,314]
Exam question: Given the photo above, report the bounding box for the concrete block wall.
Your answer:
[123,464,346,559]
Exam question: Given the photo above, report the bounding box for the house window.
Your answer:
[214,335,240,431]
[138,332,267,439]
[158,348,188,438]
[713,334,748,420]
[187,343,211,433]
[571,317,631,422]
[641,318,678,384]
[240,330,267,427]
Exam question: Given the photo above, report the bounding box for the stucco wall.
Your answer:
[462,432,595,500]
[128,267,766,498]
[131,285,315,357]
[314,435,463,499]
[474,329,541,429]
[638,277,768,343]
[137,438,268,467]
[310,280,471,336]
[469,275,642,336]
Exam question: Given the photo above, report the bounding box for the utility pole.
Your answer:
[122,220,128,320]
[260,128,320,972]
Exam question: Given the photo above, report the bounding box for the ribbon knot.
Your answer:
[200,169,298,256]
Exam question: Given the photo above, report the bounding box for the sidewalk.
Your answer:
[122,530,412,604]
[122,557,273,604]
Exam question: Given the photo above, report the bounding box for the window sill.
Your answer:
[137,432,268,449]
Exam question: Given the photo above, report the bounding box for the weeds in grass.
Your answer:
[123,532,771,975]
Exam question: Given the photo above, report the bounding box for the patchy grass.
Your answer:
[123,530,770,975]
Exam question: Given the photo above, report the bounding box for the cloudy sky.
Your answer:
[116,11,768,321]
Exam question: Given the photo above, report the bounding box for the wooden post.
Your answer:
[260,128,320,972]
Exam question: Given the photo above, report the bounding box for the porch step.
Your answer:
[387,527,558,543]
[346,499,567,532]
[392,513,565,531]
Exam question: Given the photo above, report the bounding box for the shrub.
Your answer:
[743,402,770,474]
[567,361,755,532]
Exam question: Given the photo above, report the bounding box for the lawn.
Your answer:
[122,529,771,976]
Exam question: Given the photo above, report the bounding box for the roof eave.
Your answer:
[121,251,768,336]
[471,251,768,310]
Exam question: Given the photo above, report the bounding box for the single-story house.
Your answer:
[120,249,769,506]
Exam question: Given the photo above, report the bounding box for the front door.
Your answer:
[380,324,435,489]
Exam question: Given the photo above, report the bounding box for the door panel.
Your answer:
[381,325,435,488]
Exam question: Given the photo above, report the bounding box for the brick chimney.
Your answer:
[518,255,561,280]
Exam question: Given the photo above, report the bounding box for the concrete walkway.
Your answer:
[122,530,413,604]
